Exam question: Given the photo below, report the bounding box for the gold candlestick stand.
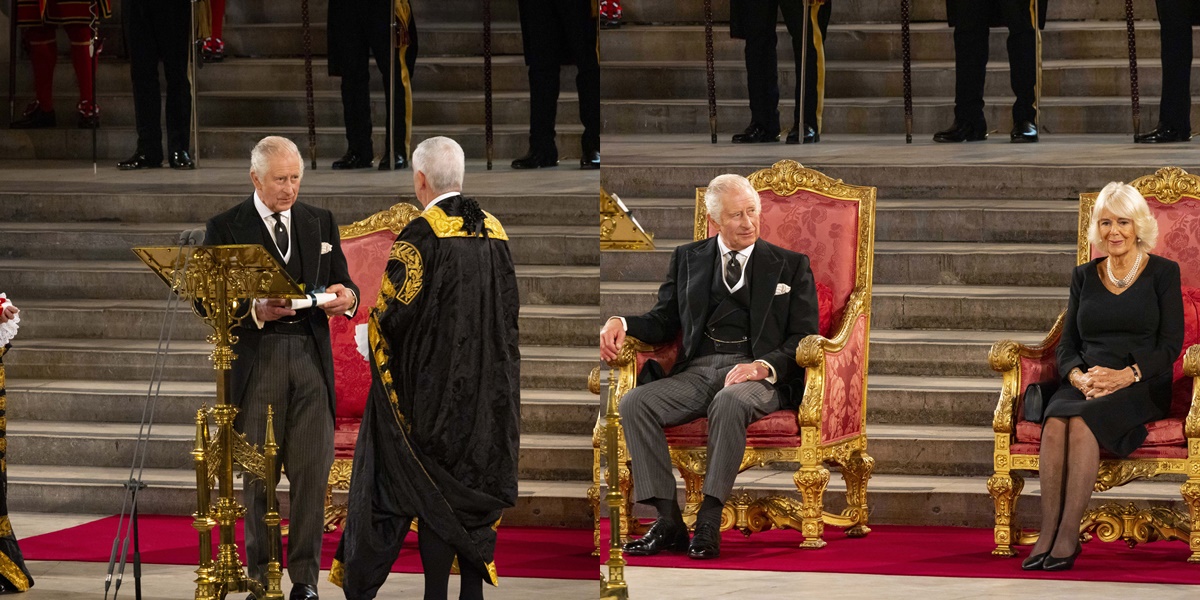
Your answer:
[134,244,306,600]
[598,367,629,599]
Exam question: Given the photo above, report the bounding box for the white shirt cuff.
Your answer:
[251,299,266,329]
[603,316,627,333]
[345,289,359,318]
[755,360,778,385]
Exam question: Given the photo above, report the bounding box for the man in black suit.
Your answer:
[117,0,194,169]
[1136,0,1195,143]
[933,0,1045,143]
[512,0,601,170]
[598,173,819,560]
[204,136,359,600]
[730,0,831,145]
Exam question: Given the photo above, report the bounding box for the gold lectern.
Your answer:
[134,244,307,600]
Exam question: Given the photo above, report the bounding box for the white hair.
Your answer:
[412,136,465,194]
[251,136,304,179]
[1088,181,1158,253]
[704,174,759,224]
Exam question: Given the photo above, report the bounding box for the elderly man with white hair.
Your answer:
[598,173,820,560]
[332,136,520,600]
[205,135,359,600]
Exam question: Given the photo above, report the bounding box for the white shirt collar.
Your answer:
[716,235,755,261]
[253,191,292,222]
[428,191,462,210]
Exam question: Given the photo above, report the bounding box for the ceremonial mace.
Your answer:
[302,0,317,169]
[1123,0,1140,137]
[703,0,716,144]
[483,0,493,169]
[900,0,913,143]
[598,367,629,600]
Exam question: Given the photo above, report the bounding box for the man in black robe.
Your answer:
[331,136,521,600]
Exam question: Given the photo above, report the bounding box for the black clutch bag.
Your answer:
[1022,381,1058,424]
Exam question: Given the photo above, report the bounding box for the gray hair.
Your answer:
[704,174,759,224]
[251,136,304,180]
[1088,181,1158,253]
[412,136,465,194]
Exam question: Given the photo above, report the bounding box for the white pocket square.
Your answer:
[775,283,791,295]
[321,242,333,255]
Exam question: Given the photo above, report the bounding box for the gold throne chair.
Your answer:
[988,166,1200,561]
[591,160,877,552]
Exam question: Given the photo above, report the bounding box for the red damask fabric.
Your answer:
[330,229,398,424]
[820,313,867,445]
[664,411,800,448]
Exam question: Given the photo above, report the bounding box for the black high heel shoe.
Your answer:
[1021,551,1049,571]
[1042,544,1082,571]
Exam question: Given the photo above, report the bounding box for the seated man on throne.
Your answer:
[598,173,819,560]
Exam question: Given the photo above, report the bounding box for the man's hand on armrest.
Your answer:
[599,317,627,362]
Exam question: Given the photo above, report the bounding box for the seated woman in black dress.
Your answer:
[1023,182,1184,572]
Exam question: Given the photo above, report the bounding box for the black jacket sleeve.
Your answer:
[1056,263,1088,382]
[1132,258,1185,379]
[324,210,360,316]
[623,246,683,345]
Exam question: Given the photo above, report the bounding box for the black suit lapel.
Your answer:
[293,203,321,287]
[682,238,718,356]
[749,240,783,351]
[230,196,266,246]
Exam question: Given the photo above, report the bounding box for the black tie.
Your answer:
[272,212,289,258]
[724,251,741,290]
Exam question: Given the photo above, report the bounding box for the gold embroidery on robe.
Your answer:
[421,206,509,241]
[389,241,423,305]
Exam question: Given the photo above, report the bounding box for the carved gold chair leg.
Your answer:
[677,466,705,530]
[987,471,1024,557]
[1181,478,1200,562]
[793,465,830,548]
[616,459,646,538]
[590,447,603,556]
[839,451,874,537]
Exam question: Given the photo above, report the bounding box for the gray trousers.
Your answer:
[618,353,782,505]
[235,333,335,586]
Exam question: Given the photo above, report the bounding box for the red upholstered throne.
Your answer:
[988,166,1200,561]
[324,202,421,530]
[591,160,877,552]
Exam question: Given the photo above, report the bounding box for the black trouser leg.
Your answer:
[1000,0,1037,124]
[742,0,781,134]
[779,0,830,130]
[558,3,599,153]
[1156,0,1194,130]
[527,64,561,155]
[950,0,989,126]
[340,18,374,157]
[419,527,485,600]
[370,14,418,159]
[158,0,192,153]
[127,0,163,158]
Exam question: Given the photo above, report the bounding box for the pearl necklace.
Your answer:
[1106,251,1142,288]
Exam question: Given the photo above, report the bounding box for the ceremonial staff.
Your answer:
[89,0,101,172]
[703,0,716,143]
[900,0,913,143]
[797,0,811,143]
[302,0,317,168]
[1123,0,1140,136]
[484,0,493,169]
[7,0,16,125]
[1032,0,1041,133]
[188,0,200,166]
[387,0,397,171]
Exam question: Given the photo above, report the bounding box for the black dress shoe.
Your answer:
[117,152,164,170]
[1011,120,1039,143]
[731,124,780,144]
[786,124,819,145]
[622,517,689,556]
[687,520,721,560]
[332,150,373,170]
[378,154,409,170]
[1134,124,1192,144]
[11,102,56,129]
[289,583,319,600]
[170,150,195,170]
[933,120,988,143]
[511,149,558,169]
[580,148,600,170]
[1020,550,1049,571]
[1042,544,1081,572]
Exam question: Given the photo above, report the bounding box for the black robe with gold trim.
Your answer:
[0,346,33,593]
[331,195,520,598]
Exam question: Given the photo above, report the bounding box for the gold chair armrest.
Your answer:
[988,311,1065,434]
[1184,345,1200,439]
[794,289,870,429]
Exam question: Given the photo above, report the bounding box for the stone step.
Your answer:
[12,299,600,346]
[863,424,995,476]
[601,22,1180,63]
[225,0,518,25]
[6,421,591,479]
[868,375,998,426]
[7,465,590,528]
[0,124,584,162]
[869,329,1042,378]
[1,339,599,389]
[599,58,1186,100]
[616,473,1186,530]
[619,0,1160,25]
[600,282,1067,332]
[4,379,599,435]
[619,197,1079,243]
[601,239,1076,286]
[0,260,599,305]
[0,222,597,266]
[601,96,1181,135]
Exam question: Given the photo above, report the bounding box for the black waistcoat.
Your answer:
[261,217,313,322]
[697,253,752,355]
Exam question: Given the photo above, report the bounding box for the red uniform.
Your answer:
[13,0,111,128]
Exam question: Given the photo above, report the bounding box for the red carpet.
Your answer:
[21,515,594,581]
[602,520,1200,584]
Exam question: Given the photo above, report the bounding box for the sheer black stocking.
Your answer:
[1031,417,1068,556]
[419,527,486,600]
[1052,416,1100,558]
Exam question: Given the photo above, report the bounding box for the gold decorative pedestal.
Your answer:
[134,245,305,600]
[596,367,629,600]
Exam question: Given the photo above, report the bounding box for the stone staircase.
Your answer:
[0,0,584,160]
[600,149,1193,528]
[600,0,1196,137]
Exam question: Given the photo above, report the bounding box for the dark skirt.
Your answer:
[1044,371,1173,458]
